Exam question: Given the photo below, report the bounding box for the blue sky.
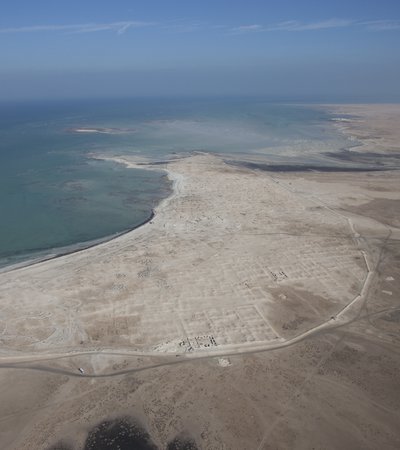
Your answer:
[1,0,400,100]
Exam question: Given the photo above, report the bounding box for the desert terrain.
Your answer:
[0,105,399,449]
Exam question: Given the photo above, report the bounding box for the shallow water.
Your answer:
[0,98,351,268]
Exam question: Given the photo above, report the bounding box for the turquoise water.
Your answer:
[0,98,350,268]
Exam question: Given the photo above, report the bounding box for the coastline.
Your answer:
[0,210,155,275]
[1,108,399,353]
[0,104,399,449]
[0,157,177,274]
[2,102,395,275]
[0,151,390,354]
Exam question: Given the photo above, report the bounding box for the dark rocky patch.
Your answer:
[84,417,157,450]
[167,435,198,450]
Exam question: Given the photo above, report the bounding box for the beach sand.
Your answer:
[0,106,399,449]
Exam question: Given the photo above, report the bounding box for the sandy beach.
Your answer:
[0,105,399,449]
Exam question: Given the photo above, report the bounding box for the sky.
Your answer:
[1,0,400,101]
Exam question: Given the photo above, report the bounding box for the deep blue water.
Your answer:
[0,98,350,268]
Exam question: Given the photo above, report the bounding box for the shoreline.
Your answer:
[3,102,399,274]
[0,151,391,355]
[0,156,182,274]
[0,210,155,275]
[3,143,396,274]
[1,105,399,449]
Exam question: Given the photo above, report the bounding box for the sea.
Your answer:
[0,97,352,269]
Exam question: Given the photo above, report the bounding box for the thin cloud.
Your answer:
[231,24,263,33]
[1,18,399,37]
[0,21,155,35]
[360,20,400,31]
[228,19,355,34]
[266,19,354,32]
[229,18,400,34]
